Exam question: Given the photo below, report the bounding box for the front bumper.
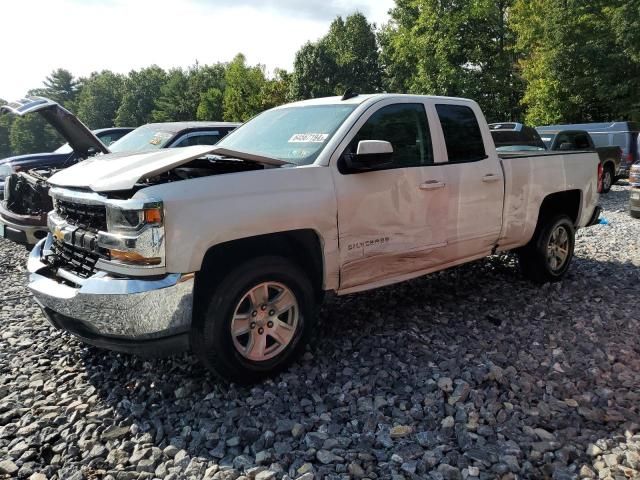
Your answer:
[27,237,194,355]
[0,209,48,246]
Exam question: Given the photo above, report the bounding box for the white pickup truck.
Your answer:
[27,94,601,383]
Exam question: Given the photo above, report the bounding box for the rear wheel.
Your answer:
[191,256,316,384]
[631,210,640,219]
[518,215,575,284]
[601,165,614,193]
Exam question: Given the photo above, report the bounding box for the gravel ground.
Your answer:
[0,185,638,480]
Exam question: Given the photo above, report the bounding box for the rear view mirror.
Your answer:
[559,142,574,151]
[345,140,394,171]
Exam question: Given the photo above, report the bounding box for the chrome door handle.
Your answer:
[482,174,501,183]
[419,180,446,190]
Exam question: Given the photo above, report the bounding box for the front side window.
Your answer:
[436,104,486,162]
[554,133,572,149]
[345,103,432,168]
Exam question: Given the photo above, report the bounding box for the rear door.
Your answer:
[332,99,449,291]
[432,102,504,256]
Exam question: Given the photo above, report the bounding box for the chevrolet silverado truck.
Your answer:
[0,97,238,246]
[26,94,601,383]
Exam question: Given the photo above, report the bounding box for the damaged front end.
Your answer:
[0,169,56,245]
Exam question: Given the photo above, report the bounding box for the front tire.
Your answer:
[518,215,575,284]
[191,256,316,384]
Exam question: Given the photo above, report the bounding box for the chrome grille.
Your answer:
[55,199,107,232]
[47,239,103,278]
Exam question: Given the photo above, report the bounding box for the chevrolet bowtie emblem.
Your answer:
[53,227,64,242]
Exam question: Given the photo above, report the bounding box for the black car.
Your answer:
[537,122,639,177]
[0,97,239,245]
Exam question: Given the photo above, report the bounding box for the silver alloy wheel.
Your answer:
[547,225,570,272]
[230,281,299,362]
[603,169,612,191]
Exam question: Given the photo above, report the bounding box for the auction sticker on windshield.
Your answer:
[289,133,329,143]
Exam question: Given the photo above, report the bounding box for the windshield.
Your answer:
[108,125,175,153]
[217,105,357,165]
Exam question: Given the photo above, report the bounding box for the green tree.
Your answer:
[290,13,383,100]
[511,0,639,124]
[9,115,61,155]
[116,66,167,126]
[289,41,340,99]
[196,88,224,121]
[30,68,79,107]
[223,54,267,122]
[260,69,291,110]
[76,70,125,128]
[153,63,227,122]
[380,0,523,121]
[0,99,13,158]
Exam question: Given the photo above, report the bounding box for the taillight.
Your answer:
[597,163,603,193]
[623,152,633,165]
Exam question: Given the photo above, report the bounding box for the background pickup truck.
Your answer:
[27,93,601,383]
[536,127,622,193]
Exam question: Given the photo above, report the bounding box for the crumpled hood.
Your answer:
[47,145,289,192]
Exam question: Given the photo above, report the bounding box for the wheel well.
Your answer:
[197,230,324,301]
[537,190,581,226]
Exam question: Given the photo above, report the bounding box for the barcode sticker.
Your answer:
[288,133,329,143]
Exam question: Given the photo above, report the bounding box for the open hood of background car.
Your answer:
[0,97,109,157]
[47,145,291,192]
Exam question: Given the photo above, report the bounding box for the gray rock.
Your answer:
[438,463,462,480]
[0,460,19,475]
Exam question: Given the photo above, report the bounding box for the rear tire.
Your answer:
[601,165,614,193]
[518,215,575,284]
[191,256,316,384]
[631,210,640,219]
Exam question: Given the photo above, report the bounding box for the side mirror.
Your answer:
[559,142,574,151]
[345,140,394,171]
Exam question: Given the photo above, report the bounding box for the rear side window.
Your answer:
[573,133,591,149]
[436,104,486,162]
[612,133,629,152]
[590,133,609,148]
[173,132,222,147]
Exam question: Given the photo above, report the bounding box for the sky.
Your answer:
[0,0,395,101]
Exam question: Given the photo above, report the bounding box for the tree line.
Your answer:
[1,0,638,159]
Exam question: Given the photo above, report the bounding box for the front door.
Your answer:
[331,100,449,291]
